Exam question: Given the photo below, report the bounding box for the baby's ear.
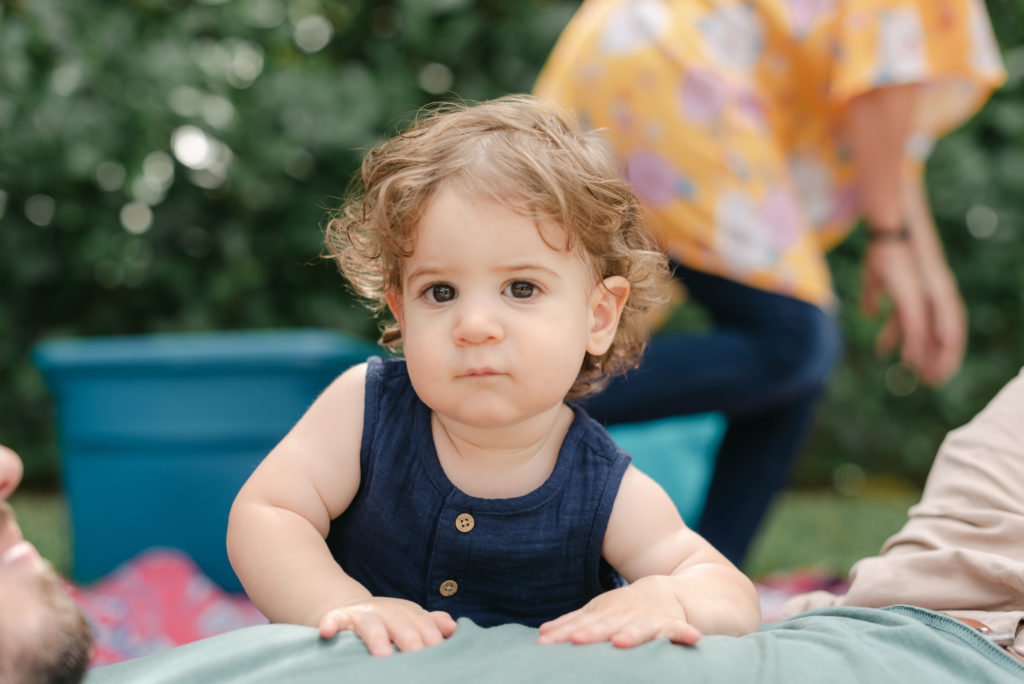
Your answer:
[385,290,404,330]
[587,276,629,356]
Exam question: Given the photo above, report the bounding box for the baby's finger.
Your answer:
[538,608,584,635]
[609,620,701,648]
[318,609,348,639]
[352,613,396,657]
[666,622,702,646]
[388,619,429,653]
[429,611,458,639]
[537,615,587,643]
[608,622,651,648]
[411,611,458,649]
[540,612,625,645]
[537,621,579,644]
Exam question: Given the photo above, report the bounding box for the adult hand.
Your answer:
[536,575,701,648]
[318,597,457,656]
[861,241,966,387]
[912,247,967,387]
[861,241,929,376]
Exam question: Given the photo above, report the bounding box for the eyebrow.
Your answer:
[405,263,563,285]
[497,263,563,279]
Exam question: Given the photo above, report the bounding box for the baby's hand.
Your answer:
[318,597,457,656]
[537,576,701,648]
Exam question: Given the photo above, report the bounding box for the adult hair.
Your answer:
[325,94,670,398]
[1,573,92,684]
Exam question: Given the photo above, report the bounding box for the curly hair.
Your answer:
[324,94,670,399]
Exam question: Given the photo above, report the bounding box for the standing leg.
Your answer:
[581,265,842,566]
[696,390,824,566]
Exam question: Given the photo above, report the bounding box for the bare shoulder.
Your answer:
[611,465,683,530]
[317,361,369,413]
[287,361,368,452]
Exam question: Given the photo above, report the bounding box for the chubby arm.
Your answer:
[226,363,456,655]
[226,363,372,625]
[538,466,761,647]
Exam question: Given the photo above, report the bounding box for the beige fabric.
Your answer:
[783,367,1024,657]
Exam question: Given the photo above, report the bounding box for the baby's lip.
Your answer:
[461,367,501,377]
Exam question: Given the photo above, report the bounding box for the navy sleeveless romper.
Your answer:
[325,357,631,627]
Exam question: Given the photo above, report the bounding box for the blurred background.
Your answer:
[2,0,1022,577]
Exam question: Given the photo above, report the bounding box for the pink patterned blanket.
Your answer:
[67,549,267,666]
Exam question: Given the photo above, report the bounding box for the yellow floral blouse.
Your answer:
[534,0,1005,306]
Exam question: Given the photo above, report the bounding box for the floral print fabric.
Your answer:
[535,0,1004,305]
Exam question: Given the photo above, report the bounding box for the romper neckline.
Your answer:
[411,396,585,514]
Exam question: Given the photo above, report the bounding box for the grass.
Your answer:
[8,488,72,576]
[744,486,920,579]
[11,483,920,583]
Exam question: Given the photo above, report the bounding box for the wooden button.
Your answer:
[439,579,458,597]
[455,513,475,533]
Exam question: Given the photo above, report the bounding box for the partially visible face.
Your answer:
[388,187,605,430]
[0,503,92,684]
[0,444,23,501]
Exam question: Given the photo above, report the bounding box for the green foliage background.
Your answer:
[1,0,1021,488]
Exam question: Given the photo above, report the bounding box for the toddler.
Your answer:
[226,95,760,657]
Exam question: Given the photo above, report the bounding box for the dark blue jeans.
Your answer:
[582,264,842,567]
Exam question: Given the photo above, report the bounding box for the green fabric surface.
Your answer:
[85,606,1024,684]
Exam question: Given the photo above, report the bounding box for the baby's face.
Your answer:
[387,187,604,429]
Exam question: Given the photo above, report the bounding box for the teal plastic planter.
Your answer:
[33,329,379,592]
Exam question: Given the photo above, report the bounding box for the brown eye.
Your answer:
[429,284,456,302]
[507,281,536,298]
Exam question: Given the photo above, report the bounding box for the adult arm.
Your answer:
[848,84,966,386]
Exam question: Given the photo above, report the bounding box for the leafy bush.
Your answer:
[1,0,1021,488]
[0,0,579,482]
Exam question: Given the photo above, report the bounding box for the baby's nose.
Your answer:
[452,300,503,345]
